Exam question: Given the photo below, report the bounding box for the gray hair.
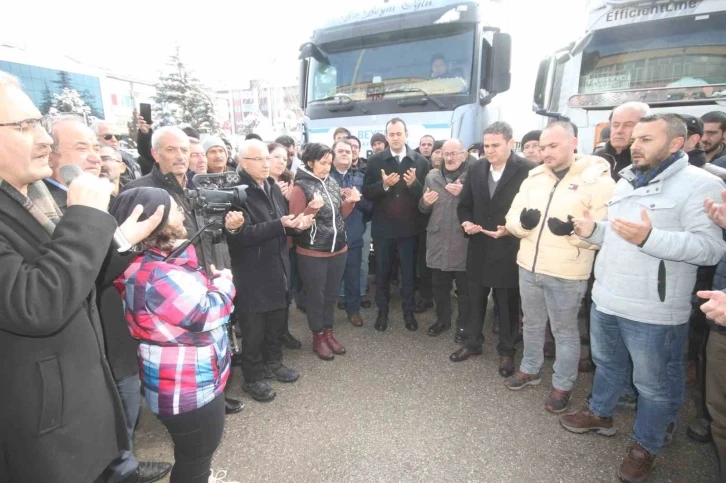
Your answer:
[614,101,650,119]
[238,139,268,160]
[90,119,113,135]
[0,70,21,88]
[47,115,90,152]
[483,121,514,141]
[151,126,188,151]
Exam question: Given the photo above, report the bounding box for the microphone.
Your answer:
[60,164,133,252]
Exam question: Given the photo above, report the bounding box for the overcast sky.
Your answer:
[1,0,587,134]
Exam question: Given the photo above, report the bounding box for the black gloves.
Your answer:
[520,208,541,230]
[548,215,575,236]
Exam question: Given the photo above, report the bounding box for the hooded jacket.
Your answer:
[584,153,726,325]
[293,167,347,253]
[505,154,615,280]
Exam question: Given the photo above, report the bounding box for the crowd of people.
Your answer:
[3,64,726,483]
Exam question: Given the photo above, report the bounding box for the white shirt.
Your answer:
[390,148,406,162]
[490,165,505,182]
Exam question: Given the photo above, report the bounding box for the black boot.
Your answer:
[375,311,389,332]
[242,380,276,402]
[280,330,302,350]
[404,313,418,331]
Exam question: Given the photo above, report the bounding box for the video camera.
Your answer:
[184,172,248,239]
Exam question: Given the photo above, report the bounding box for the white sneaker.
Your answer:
[209,469,240,483]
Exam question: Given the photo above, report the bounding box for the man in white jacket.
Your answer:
[561,114,726,483]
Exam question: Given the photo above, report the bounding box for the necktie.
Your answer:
[395,155,400,163]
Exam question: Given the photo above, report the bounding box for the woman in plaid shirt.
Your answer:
[111,187,242,483]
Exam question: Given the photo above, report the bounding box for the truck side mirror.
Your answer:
[486,32,511,94]
[533,55,556,112]
[299,59,308,109]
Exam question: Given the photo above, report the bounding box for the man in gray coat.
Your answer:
[561,114,726,483]
[418,139,471,338]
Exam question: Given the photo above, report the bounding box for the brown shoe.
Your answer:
[545,389,571,413]
[348,313,364,327]
[685,360,697,387]
[618,441,656,483]
[560,408,616,436]
[498,356,515,377]
[312,332,334,360]
[504,370,542,390]
[323,329,346,355]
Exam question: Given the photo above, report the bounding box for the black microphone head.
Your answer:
[59,164,83,185]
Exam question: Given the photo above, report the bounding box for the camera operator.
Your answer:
[123,127,244,415]
[111,187,238,483]
[0,72,164,483]
[227,139,314,402]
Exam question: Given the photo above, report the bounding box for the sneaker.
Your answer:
[209,469,240,483]
[266,361,299,383]
[618,441,656,483]
[663,420,678,446]
[686,417,712,443]
[504,370,543,391]
[242,380,276,402]
[559,408,616,436]
[545,389,571,414]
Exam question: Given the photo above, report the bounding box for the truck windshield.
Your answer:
[308,26,475,103]
[579,12,726,94]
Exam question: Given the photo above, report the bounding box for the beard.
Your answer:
[632,144,672,172]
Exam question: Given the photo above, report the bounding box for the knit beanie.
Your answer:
[521,130,542,147]
[202,136,226,155]
[109,187,171,238]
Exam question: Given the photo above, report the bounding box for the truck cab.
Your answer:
[533,0,726,152]
[298,0,512,154]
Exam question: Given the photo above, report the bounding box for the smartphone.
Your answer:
[139,103,152,125]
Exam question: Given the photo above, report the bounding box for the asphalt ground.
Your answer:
[134,293,719,483]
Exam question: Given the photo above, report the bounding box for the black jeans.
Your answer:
[431,269,470,329]
[157,393,225,483]
[298,251,348,332]
[105,374,141,482]
[238,308,286,383]
[374,236,417,314]
[468,283,521,356]
[415,232,434,301]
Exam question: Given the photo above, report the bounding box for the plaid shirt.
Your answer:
[114,246,236,416]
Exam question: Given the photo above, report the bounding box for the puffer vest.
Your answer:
[294,168,347,253]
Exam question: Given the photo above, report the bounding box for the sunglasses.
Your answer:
[102,134,123,141]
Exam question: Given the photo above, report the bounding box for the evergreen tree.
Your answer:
[49,87,91,120]
[126,107,140,148]
[153,46,218,132]
[40,82,54,115]
[53,70,74,90]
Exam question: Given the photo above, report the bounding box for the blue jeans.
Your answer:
[519,269,587,391]
[342,246,363,314]
[340,223,372,298]
[589,304,688,455]
[106,374,141,482]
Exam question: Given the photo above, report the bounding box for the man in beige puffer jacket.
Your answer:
[503,122,615,413]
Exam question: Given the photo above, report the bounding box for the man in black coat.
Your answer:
[226,140,313,403]
[0,73,164,483]
[363,118,430,331]
[43,117,171,482]
[592,102,649,181]
[450,122,537,378]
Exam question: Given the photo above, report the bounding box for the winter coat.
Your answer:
[458,153,537,286]
[225,171,296,313]
[0,198,129,483]
[330,168,373,249]
[594,142,630,182]
[505,155,615,281]
[294,168,347,253]
[585,153,726,325]
[123,163,220,273]
[418,159,471,272]
[362,146,430,239]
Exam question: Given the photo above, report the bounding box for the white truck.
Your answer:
[533,0,726,152]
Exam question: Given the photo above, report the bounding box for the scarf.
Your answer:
[0,178,62,235]
[630,151,683,190]
[442,159,467,184]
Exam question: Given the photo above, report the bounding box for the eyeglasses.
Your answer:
[442,151,465,158]
[102,134,122,141]
[242,156,271,164]
[0,117,45,133]
[100,155,123,163]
